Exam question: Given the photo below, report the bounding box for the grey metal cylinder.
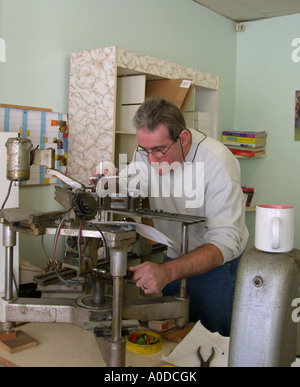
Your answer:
[92,282,105,305]
[3,224,16,247]
[229,248,300,367]
[3,225,16,301]
[112,276,123,342]
[0,322,15,333]
[5,137,33,182]
[109,245,131,366]
[110,248,127,277]
[107,338,126,367]
[4,246,14,301]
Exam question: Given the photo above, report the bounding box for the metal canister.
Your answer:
[5,137,33,182]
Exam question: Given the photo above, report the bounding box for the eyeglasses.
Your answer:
[136,136,179,158]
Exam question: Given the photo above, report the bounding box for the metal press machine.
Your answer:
[0,136,205,366]
[1,136,300,367]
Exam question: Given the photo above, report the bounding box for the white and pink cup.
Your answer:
[255,204,295,253]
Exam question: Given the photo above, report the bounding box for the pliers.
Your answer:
[198,346,215,367]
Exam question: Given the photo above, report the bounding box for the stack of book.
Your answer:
[221,130,267,157]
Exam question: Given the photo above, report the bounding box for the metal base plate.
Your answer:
[75,295,112,311]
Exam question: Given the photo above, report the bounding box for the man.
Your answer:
[123,97,248,336]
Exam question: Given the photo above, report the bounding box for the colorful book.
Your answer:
[229,148,266,157]
[222,135,266,144]
[222,130,266,138]
[225,144,265,152]
[221,140,266,147]
[223,142,264,148]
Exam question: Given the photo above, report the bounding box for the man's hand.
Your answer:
[129,244,224,294]
[129,261,171,294]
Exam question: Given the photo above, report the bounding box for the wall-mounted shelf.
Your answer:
[235,155,266,159]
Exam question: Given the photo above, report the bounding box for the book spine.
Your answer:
[222,131,265,138]
[225,145,265,151]
[222,141,261,148]
[230,149,256,157]
[222,135,259,143]
[222,131,256,138]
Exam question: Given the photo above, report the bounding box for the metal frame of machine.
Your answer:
[0,137,205,366]
[1,137,300,367]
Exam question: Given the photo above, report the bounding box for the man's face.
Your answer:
[136,123,183,175]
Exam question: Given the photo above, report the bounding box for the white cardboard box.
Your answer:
[117,104,141,133]
[117,75,146,105]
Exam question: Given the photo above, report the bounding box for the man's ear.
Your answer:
[179,129,191,147]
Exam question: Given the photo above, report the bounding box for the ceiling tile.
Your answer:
[193,0,300,21]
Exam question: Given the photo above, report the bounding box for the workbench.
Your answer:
[0,322,177,367]
[1,322,299,367]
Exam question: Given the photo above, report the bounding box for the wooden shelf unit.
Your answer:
[68,46,219,184]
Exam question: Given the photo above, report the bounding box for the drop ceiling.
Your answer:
[193,0,300,22]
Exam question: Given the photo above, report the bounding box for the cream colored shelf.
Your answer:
[235,155,266,159]
[115,131,136,135]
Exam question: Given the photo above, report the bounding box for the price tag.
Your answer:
[180,79,192,88]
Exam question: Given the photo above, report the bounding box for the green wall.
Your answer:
[4,1,299,265]
[0,0,237,119]
[235,14,300,249]
[0,0,237,266]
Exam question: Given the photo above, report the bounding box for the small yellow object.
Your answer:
[126,330,162,355]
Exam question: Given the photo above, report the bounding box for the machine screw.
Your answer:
[253,276,263,288]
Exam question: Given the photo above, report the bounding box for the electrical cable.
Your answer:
[87,221,109,260]
[41,227,53,263]
[1,180,13,209]
[52,213,85,287]
[41,209,72,269]
[179,129,207,165]
[53,212,72,286]
[40,211,109,287]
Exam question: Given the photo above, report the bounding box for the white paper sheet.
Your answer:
[162,321,229,367]
[101,221,174,247]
